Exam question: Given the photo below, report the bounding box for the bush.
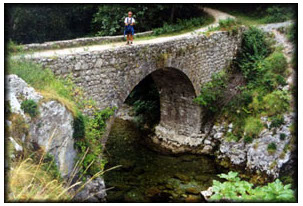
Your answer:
[262,90,291,116]
[210,171,295,202]
[244,117,263,137]
[286,24,296,44]
[249,90,290,117]
[265,51,288,75]
[75,107,116,176]
[237,27,271,81]
[225,132,240,142]
[21,99,39,118]
[263,5,294,23]
[153,16,212,36]
[270,115,284,129]
[244,135,253,143]
[267,142,277,153]
[275,74,287,86]
[194,71,227,112]
[280,133,286,140]
[73,112,85,139]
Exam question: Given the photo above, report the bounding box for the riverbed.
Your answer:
[104,118,225,203]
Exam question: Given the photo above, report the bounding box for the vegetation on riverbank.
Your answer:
[195,26,292,142]
[209,171,295,202]
[194,24,296,202]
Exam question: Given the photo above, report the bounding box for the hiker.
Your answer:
[124,11,135,45]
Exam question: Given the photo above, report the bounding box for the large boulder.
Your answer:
[6,74,77,178]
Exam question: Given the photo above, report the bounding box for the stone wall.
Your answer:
[27,29,243,153]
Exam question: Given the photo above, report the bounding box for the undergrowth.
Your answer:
[209,171,295,202]
[195,26,291,142]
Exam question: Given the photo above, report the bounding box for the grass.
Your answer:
[6,123,120,202]
[7,158,74,202]
[6,57,97,117]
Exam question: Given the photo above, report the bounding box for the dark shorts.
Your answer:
[124,26,134,35]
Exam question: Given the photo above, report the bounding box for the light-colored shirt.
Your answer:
[124,17,135,24]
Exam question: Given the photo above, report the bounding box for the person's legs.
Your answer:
[126,34,130,45]
[130,26,134,45]
[130,35,133,44]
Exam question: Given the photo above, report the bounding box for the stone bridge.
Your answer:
[25,29,243,153]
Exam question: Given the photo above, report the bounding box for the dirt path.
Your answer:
[19,8,234,59]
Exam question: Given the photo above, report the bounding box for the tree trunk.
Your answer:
[170,5,176,23]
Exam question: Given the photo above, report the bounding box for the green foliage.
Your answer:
[225,132,240,142]
[194,71,227,112]
[75,107,116,176]
[219,18,236,28]
[153,16,213,36]
[244,135,253,143]
[286,24,296,44]
[262,90,291,116]
[280,133,286,141]
[7,59,98,116]
[265,51,288,75]
[125,75,160,128]
[197,26,291,143]
[210,171,295,202]
[244,117,263,138]
[73,112,85,139]
[249,89,290,117]
[210,4,295,26]
[275,74,287,86]
[237,27,271,81]
[269,115,284,129]
[6,4,98,44]
[263,5,294,23]
[204,17,239,35]
[267,142,277,153]
[21,99,39,118]
[7,40,25,54]
[41,153,62,180]
[92,4,206,36]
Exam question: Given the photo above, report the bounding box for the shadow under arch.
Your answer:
[106,67,202,153]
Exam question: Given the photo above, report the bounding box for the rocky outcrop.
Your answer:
[73,177,107,202]
[216,112,295,178]
[5,74,77,178]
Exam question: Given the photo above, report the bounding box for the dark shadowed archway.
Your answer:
[116,67,202,153]
[151,67,201,137]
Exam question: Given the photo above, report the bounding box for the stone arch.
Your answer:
[109,67,202,153]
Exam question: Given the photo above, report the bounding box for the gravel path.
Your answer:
[257,20,293,33]
[19,8,234,59]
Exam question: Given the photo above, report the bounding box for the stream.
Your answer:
[104,118,225,203]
